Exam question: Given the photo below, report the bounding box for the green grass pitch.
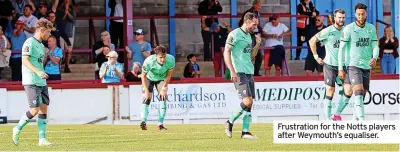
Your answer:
[0,124,398,151]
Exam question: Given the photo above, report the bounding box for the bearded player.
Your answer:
[224,12,260,139]
[140,45,175,130]
[308,9,353,120]
[338,3,379,121]
[12,18,54,146]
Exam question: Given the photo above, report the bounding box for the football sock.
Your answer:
[335,94,351,114]
[158,101,167,125]
[37,114,47,140]
[354,90,365,120]
[229,102,246,124]
[242,108,252,132]
[16,111,34,130]
[324,96,333,120]
[140,104,149,122]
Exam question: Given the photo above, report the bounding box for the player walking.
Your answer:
[308,9,353,120]
[140,45,175,130]
[12,18,54,146]
[338,3,379,121]
[224,12,260,139]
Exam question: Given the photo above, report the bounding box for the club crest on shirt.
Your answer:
[23,46,29,52]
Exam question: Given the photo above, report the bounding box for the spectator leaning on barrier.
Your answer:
[126,62,141,82]
[304,15,326,76]
[18,4,38,38]
[0,26,12,80]
[295,0,319,60]
[99,50,124,83]
[239,0,263,76]
[262,14,292,76]
[183,54,200,78]
[9,19,26,81]
[379,26,399,74]
[57,0,76,73]
[44,35,63,80]
[198,0,222,61]
[125,29,151,69]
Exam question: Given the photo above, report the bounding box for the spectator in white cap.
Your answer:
[125,28,152,69]
[99,50,124,83]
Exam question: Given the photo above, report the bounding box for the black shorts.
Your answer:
[304,58,323,73]
[348,66,371,90]
[23,85,50,108]
[142,79,165,94]
[47,74,61,80]
[234,73,255,99]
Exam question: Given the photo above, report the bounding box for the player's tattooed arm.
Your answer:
[251,35,261,61]
[338,27,350,71]
[224,33,236,74]
[371,40,379,60]
[308,32,323,64]
[338,41,347,70]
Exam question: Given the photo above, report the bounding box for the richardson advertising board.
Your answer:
[129,80,400,120]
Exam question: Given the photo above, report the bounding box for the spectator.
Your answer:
[0,26,11,79]
[46,12,71,50]
[99,50,124,83]
[304,15,326,76]
[263,14,292,76]
[93,31,115,78]
[18,4,37,38]
[126,62,141,82]
[108,0,124,49]
[295,0,319,60]
[379,26,399,74]
[198,0,222,61]
[34,1,58,19]
[202,20,231,77]
[44,35,63,80]
[11,0,30,17]
[239,0,263,76]
[125,29,151,69]
[183,54,200,78]
[0,0,13,32]
[95,45,111,79]
[57,0,76,73]
[9,19,26,81]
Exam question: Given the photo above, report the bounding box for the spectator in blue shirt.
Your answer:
[9,20,27,81]
[44,35,63,80]
[183,54,201,78]
[125,29,151,69]
[99,51,124,83]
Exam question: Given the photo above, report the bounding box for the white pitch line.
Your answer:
[15,131,264,140]
[0,129,264,134]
